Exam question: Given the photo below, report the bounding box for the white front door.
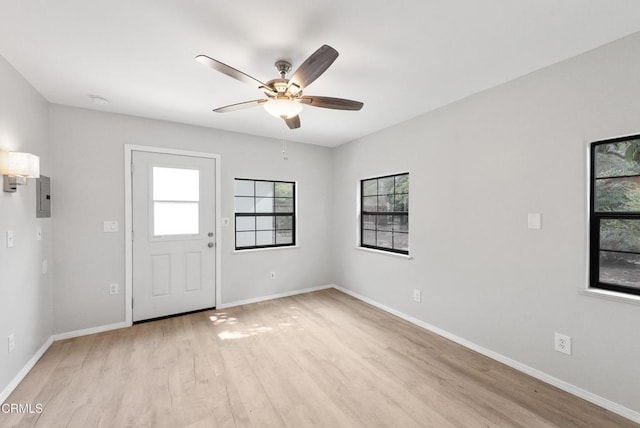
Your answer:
[132,151,216,321]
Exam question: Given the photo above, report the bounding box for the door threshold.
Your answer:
[134,307,216,324]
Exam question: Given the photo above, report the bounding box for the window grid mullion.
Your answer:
[594,173,640,180]
[599,248,640,256]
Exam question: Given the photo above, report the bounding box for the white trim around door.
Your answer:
[124,145,222,326]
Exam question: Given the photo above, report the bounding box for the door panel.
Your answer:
[185,252,202,291]
[152,254,171,296]
[132,151,216,321]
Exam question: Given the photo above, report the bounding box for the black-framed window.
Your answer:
[590,135,640,296]
[361,173,409,255]
[234,179,295,250]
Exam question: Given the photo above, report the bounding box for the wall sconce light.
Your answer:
[2,152,40,193]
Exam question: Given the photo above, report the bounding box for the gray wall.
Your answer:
[49,106,333,333]
[332,33,640,412]
[0,56,53,393]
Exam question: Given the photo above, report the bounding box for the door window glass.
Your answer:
[153,167,200,236]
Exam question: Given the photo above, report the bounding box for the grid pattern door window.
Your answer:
[361,173,409,254]
[590,135,640,296]
[234,179,295,250]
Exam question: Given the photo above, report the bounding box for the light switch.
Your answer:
[6,231,14,248]
[42,260,48,274]
[103,220,119,233]
[528,213,542,230]
[221,218,230,227]
[37,226,42,241]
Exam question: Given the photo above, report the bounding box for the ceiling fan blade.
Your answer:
[300,96,363,111]
[196,55,266,88]
[213,99,267,113]
[284,115,301,129]
[289,45,339,90]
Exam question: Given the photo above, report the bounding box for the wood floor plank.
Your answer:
[0,289,636,427]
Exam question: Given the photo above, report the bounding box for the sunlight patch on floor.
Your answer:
[218,326,273,340]
[210,309,301,339]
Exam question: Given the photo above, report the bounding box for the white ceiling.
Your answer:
[1,1,640,147]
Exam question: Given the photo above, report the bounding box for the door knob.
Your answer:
[208,232,214,237]
[208,242,214,248]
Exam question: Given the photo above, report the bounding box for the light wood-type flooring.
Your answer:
[1,289,636,427]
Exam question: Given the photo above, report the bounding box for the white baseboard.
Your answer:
[217,284,333,309]
[333,285,640,425]
[0,336,53,405]
[53,322,127,341]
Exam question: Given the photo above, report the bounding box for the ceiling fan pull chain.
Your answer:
[282,130,288,161]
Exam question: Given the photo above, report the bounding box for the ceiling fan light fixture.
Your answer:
[263,99,303,119]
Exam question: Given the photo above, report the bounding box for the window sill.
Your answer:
[579,287,640,306]
[354,246,413,260]
[233,246,299,254]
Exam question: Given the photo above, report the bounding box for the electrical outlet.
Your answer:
[413,289,421,303]
[109,283,118,295]
[270,272,276,280]
[554,332,571,355]
[8,334,15,353]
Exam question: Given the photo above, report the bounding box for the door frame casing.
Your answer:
[124,144,222,327]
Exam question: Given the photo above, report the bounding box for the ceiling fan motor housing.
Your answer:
[267,78,290,94]
[275,60,292,77]
[270,61,297,96]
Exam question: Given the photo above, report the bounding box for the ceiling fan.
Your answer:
[195,45,364,129]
